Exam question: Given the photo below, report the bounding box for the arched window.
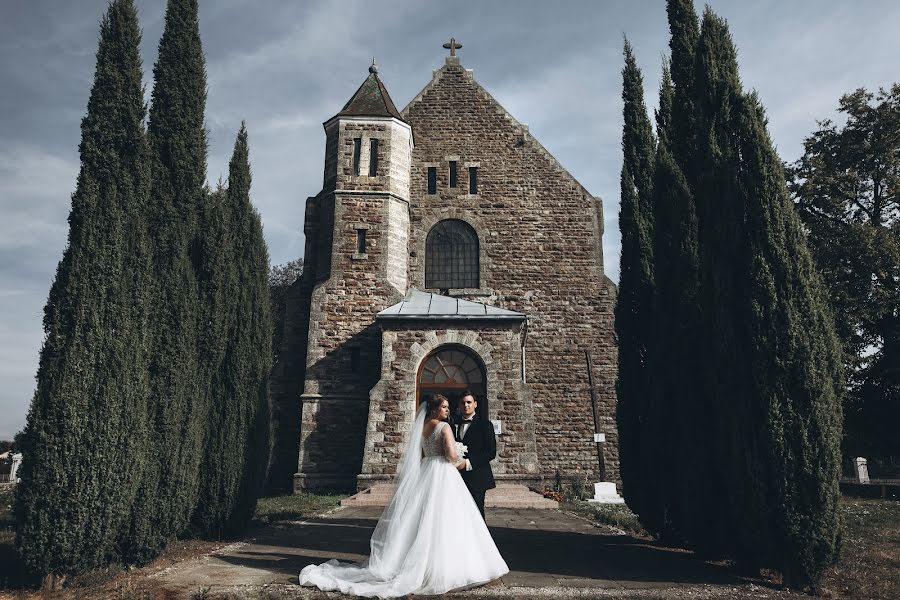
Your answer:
[416,345,487,415]
[425,219,479,289]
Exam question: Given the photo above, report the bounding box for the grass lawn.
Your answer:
[565,497,900,599]
[562,499,649,536]
[252,492,345,526]
[820,498,900,598]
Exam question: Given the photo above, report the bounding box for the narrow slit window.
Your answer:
[351,137,362,176]
[449,161,458,188]
[369,138,379,176]
[468,166,478,194]
[427,167,437,195]
[356,229,367,254]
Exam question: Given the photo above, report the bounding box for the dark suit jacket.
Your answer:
[455,416,496,492]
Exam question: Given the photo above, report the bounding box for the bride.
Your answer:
[298,394,509,597]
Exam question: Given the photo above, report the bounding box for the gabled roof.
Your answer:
[401,57,596,201]
[333,64,404,122]
[377,289,525,321]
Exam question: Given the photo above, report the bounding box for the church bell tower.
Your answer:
[293,60,413,491]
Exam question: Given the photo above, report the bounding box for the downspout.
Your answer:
[521,317,528,383]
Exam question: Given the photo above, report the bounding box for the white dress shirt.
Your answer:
[459,413,475,471]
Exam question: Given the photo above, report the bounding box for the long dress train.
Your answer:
[298,412,509,598]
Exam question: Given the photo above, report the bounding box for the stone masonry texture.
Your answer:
[268,54,618,494]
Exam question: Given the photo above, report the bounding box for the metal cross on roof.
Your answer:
[443,37,462,57]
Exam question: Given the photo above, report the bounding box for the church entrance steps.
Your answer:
[340,483,559,509]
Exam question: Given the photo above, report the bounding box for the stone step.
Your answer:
[341,483,558,509]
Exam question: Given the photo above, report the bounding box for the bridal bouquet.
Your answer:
[455,441,468,459]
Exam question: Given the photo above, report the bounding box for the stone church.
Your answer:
[268,42,619,495]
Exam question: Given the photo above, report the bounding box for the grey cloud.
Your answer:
[4,0,900,437]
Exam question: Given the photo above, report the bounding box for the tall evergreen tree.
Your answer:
[648,65,707,545]
[655,65,675,147]
[227,125,273,532]
[691,6,843,585]
[621,1,844,587]
[737,88,844,588]
[656,9,702,535]
[666,0,700,174]
[192,125,272,536]
[615,39,661,533]
[125,0,209,562]
[15,0,150,582]
[191,181,236,537]
[687,9,764,562]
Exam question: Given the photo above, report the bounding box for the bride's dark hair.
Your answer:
[424,394,447,416]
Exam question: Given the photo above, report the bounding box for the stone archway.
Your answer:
[416,345,487,417]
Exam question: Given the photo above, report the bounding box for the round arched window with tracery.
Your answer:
[416,346,486,412]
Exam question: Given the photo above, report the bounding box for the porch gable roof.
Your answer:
[376,289,525,321]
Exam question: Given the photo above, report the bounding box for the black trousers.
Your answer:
[470,489,486,520]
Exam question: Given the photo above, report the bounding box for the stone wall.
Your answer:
[271,58,619,494]
[267,193,322,493]
[359,322,539,489]
[291,114,412,492]
[402,58,619,483]
[324,117,413,199]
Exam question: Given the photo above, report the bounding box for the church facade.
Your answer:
[268,45,619,493]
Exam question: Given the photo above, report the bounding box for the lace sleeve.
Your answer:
[440,423,460,463]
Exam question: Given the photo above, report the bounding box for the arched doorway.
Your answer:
[416,345,487,419]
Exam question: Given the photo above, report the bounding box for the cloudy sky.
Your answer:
[2,0,899,439]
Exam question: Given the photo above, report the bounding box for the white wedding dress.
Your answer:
[298,407,509,598]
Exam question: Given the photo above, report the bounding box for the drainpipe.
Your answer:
[521,317,528,383]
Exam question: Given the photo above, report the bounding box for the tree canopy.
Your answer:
[788,84,900,461]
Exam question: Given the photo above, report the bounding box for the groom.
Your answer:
[454,391,496,519]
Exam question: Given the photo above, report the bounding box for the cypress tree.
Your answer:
[689,7,772,564]
[615,39,661,533]
[659,0,733,556]
[228,123,272,531]
[666,0,700,175]
[737,89,844,588]
[655,65,675,147]
[125,0,209,562]
[623,3,845,586]
[191,181,236,537]
[192,125,271,536]
[648,65,707,545]
[227,125,273,532]
[15,0,150,582]
[689,6,843,585]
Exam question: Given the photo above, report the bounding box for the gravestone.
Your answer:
[588,481,625,504]
[854,456,870,484]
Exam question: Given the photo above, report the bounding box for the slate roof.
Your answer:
[334,67,404,121]
[377,289,526,321]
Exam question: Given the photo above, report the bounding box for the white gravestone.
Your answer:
[589,481,625,504]
[854,457,870,484]
[588,432,625,503]
[8,453,22,483]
